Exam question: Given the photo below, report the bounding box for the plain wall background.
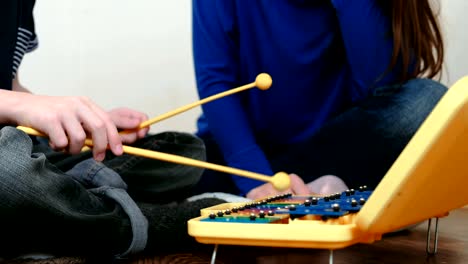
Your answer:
[20,1,199,133]
[439,1,468,86]
[20,1,468,133]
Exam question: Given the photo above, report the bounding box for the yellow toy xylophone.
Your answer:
[187,76,468,252]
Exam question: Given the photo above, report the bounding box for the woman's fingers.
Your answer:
[289,173,310,195]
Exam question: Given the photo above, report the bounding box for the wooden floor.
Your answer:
[127,208,468,264]
[5,208,467,264]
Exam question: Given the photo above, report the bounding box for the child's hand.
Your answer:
[108,107,149,144]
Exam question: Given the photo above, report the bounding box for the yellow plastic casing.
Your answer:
[189,203,381,249]
[188,76,468,249]
[356,76,468,233]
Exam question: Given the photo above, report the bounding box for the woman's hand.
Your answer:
[246,173,310,200]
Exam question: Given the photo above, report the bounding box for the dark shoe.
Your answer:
[138,198,226,252]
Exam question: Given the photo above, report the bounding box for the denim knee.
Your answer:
[374,78,447,99]
[102,131,206,201]
[403,78,447,100]
[369,78,447,140]
[399,78,447,121]
[0,126,35,183]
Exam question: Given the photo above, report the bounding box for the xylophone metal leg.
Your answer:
[210,244,219,264]
[329,249,334,264]
[426,218,439,255]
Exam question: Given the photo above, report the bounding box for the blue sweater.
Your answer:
[192,0,399,195]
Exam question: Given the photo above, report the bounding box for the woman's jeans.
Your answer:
[0,128,205,257]
[193,78,448,194]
